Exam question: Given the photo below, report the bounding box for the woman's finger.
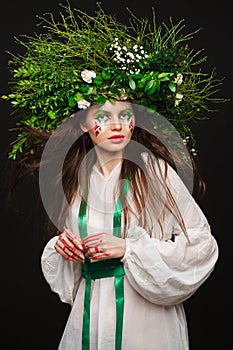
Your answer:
[85,245,103,256]
[57,234,85,261]
[64,228,83,250]
[82,232,105,243]
[91,253,111,260]
[59,232,82,251]
[55,245,82,262]
[82,239,103,249]
[64,244,85,262]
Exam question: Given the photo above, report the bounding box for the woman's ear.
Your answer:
[80,122,88,133]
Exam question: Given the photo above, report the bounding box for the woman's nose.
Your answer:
[110,118,122,130]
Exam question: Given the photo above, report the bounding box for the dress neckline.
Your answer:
[92,161,122,181]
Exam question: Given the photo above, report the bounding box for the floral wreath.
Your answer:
[2,1,226,161]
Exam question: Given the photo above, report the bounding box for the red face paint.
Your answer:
[129,119,134,133]
[94,121,102,137]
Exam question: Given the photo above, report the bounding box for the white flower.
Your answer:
[174,73,183,85]
[81,70,96,84]
[126,52,134,59]
[115,88,128,101]
[191,148,197,156]
[174,93,183,107]
[77,98,91,109]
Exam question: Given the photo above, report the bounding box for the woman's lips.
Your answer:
[108,135,125,143]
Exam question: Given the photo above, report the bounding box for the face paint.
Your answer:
[92,110,111,136]
[93,121,102,137]
[119,108,134,123]
[94,110,111,124]
[129,118,134,133]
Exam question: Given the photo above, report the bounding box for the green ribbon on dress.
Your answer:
[78,179,130,350]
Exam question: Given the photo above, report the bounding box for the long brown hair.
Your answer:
[7,104,205,240]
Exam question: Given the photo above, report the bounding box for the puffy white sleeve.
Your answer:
[121,161,219,306]
[41,236,82,305]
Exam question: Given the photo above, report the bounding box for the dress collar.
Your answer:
[92,161,122,182]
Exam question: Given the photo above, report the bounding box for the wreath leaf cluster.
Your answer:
[2,1,227,160]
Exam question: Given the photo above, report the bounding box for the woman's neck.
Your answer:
[95,149,122,180]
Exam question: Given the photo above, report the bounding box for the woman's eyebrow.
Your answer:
[120,108,134,115]
[93,110,111,118]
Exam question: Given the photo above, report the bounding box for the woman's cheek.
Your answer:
[93,121,102,137]
[129,119,134,133]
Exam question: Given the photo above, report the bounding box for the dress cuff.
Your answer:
[121,238,131,262]
[121,226,147,263]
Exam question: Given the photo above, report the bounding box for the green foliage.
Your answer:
[2,1,227,160]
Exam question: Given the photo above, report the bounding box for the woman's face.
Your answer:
[81,100,135,153]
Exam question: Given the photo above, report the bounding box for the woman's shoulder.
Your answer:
[140,151,193,193]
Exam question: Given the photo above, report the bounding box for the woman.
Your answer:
[3,3,222,349]
[41,99,218,350]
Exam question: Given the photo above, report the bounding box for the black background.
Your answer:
[0,1,232,349]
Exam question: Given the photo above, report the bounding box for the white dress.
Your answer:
[41,159,218,350]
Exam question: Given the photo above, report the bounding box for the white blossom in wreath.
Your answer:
[77,98,91,109]
[174,93,184,107]
[81,70,96,83]
[174,73,183,85]
[115,88,128,101]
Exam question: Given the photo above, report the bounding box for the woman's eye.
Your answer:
[120,113,133,122]
[95,115,110,123]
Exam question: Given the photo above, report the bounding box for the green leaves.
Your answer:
[101,68,111,80]
[74,92,82,101]
[93,76,103,86]
[168,82,176,93]
[68,96,77,107]
[47,111,56,119]
[127,70,174,101]
[2,2,227,161]
[145,80,159,94]
[94,95,106,105]
[158,72,173,81]
[129,77,136,90]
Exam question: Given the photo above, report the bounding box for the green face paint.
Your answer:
[93,110,111,136]
[93,110,111,124]
[118,108,134,123]
[93,108,134,123]
[92,108,134,138]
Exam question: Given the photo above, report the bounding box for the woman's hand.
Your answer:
[82,233,126,260]
[55,228,85,263]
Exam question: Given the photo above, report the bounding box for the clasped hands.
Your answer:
[55,228,126,263]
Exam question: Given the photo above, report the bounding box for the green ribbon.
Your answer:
[78,179,130,350]
[113,179,130,238]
